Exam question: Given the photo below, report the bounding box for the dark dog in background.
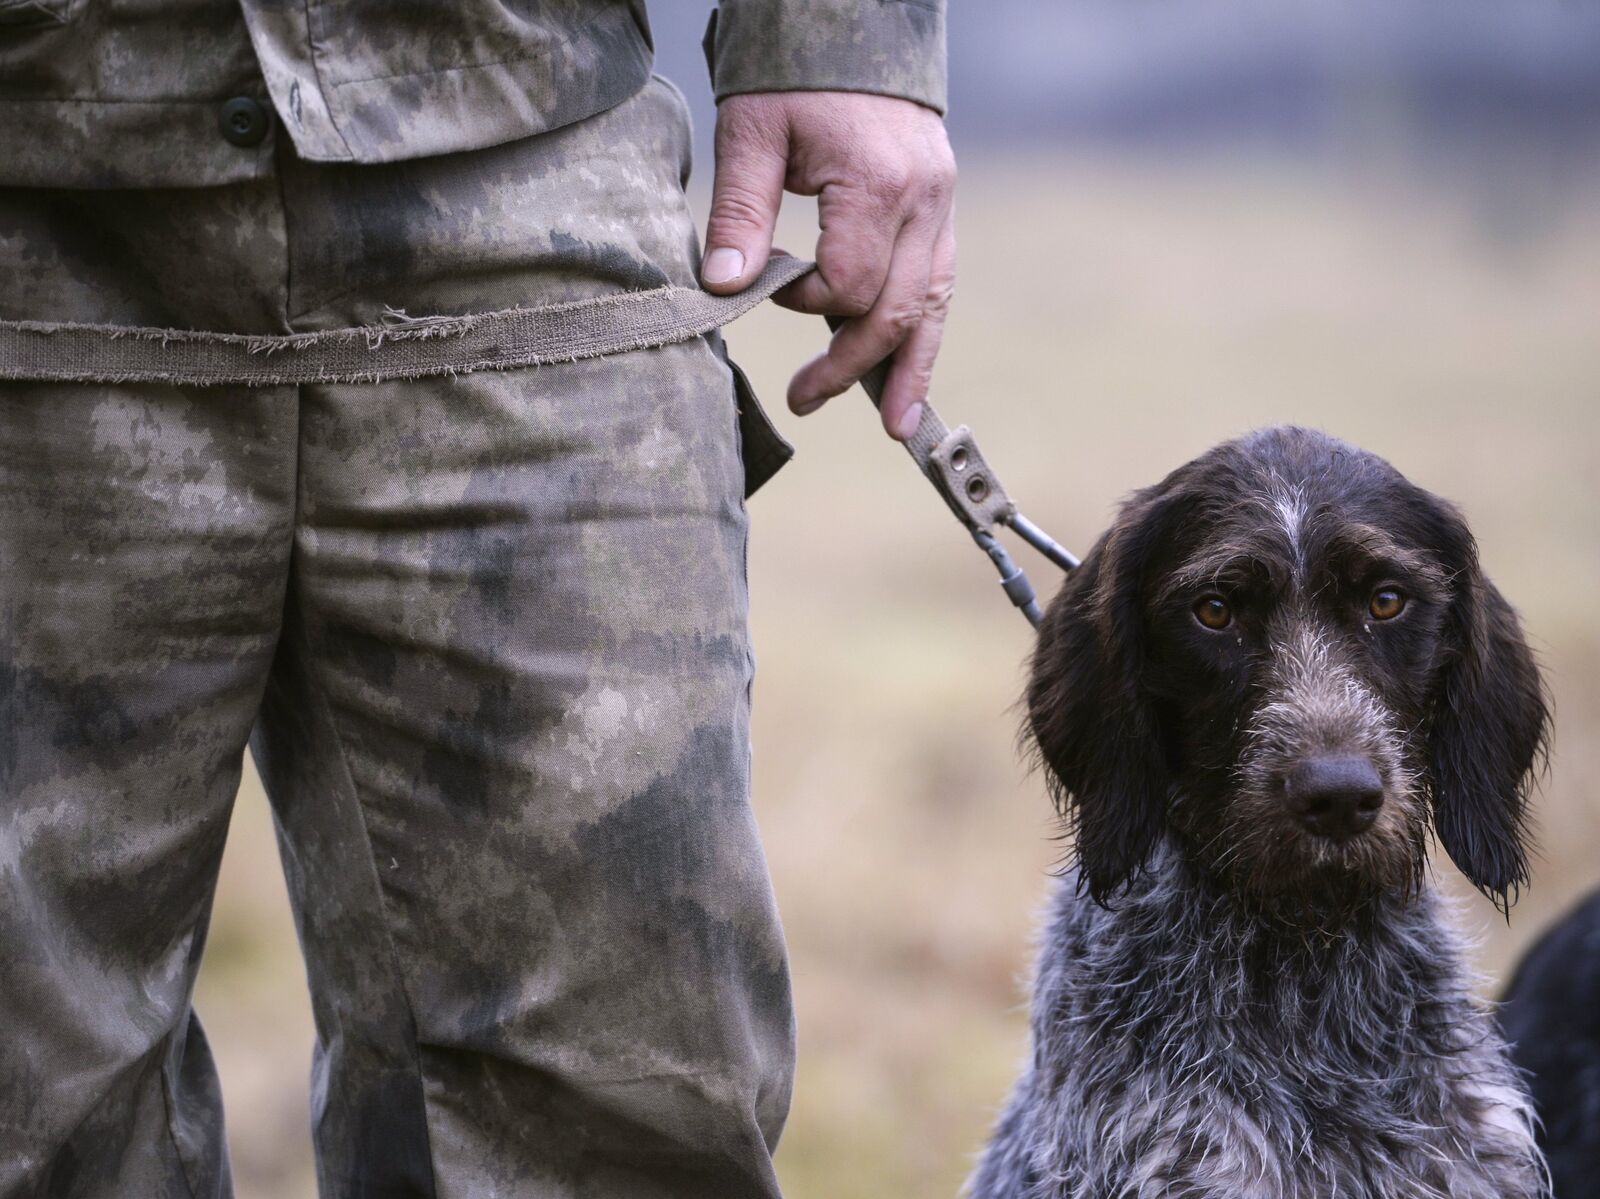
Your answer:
[970,426,1549,1198]
[1501,887,1600,1199]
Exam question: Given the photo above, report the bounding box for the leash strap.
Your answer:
[0,256,815,387]
[0,250,1076,622]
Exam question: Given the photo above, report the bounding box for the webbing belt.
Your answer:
[0,252,1076,623]
[0,256,817,388]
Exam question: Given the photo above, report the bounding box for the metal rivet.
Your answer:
[950,445,969,472]
[967,476,989,503]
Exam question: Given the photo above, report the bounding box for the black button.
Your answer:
[219,97,270,148]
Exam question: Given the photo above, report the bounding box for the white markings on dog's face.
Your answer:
[1169,478,1435,911]
[1227,602,1429,903]
[1243,620,1416,819]
[1269,481,1309,581]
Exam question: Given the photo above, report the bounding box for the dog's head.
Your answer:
[1030,426,1546,919]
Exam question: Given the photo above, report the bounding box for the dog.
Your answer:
[1500,886,1600,1199]
[969,425,1549,1199]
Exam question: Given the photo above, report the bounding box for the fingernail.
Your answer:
[702,247,745,285]
[895,402,924,440]
[793,397,826,416]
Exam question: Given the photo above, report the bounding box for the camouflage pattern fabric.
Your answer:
[0,0,947,188]
[0,77,793,1198]
[705,0,946,114]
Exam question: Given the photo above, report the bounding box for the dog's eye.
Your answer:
[1194,595,1232,630]
[1369,587,1406,620]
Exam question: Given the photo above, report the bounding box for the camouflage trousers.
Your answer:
[0,77,793,1198]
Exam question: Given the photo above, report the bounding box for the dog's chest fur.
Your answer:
[969,848,1544,1199]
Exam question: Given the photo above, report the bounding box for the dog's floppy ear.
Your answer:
[1027,483,1185,903]
[1421,496,1548,910]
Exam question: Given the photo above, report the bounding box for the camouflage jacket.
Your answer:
[0,0,947,188]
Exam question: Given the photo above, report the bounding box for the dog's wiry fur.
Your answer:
[971,426,1549,1199]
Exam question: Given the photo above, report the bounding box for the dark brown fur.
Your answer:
[1027,424,1548,918]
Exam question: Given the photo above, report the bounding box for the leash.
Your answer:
[0,252,1077,622]
[0,256,817,387]
[825,315,1078,626]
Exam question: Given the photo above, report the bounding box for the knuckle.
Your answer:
[771,281,820,314]
[708,187,773,233]
[874,299,925,342]
[862,159,912,201]
[882,161,915,197]
[925,160,957,203]
[802,364,847,401]
[715,96,786,151]
[905,331,943,382]
[823,267,879,315]
[901,360,936,398]
[834,288,877,318]
[917,144,957,193]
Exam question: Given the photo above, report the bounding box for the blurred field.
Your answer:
[196,152,1600,1198]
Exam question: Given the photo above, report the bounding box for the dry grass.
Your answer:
[196,152,1600,1198]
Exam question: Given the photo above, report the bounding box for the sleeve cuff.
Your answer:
[704,0,948,116]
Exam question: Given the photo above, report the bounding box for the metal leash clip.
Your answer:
[917,418,1080,627]
[825,315,1079,626]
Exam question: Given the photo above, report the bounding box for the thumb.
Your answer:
[703,110,787,294]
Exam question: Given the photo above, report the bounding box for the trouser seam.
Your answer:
[157,1038,203,1199]
[285,570,442,1198]
[285,382,440,1198]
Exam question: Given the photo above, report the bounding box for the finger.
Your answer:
[702,103,789,294]
[876,212,956,440]
[772,178,903,317]
[785,211,938,419]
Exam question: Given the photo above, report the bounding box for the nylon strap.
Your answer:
[0,255,815,388]
[0,250,1013,536]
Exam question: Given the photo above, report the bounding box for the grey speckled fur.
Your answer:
[969,848,1544,1199]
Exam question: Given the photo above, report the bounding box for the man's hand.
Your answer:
[701,92,956,442]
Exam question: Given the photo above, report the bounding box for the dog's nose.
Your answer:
[1285,756,1384,840]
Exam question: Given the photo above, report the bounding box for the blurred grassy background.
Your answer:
[195,151,1600,1198]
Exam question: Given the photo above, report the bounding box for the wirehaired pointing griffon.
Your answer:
[971,426,1549,1199]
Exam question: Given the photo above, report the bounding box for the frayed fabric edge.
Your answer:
[0,255,813,388]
